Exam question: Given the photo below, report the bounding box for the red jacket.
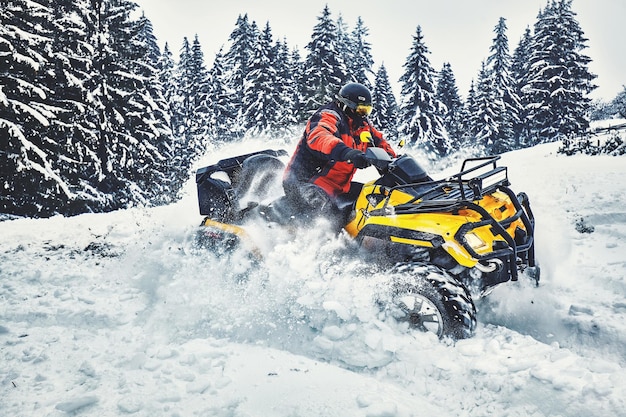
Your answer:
[284,101,396,198]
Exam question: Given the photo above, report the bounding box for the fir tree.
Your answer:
[462,80,477,136]
[44,0,101,214]
[588,98,613,121]
[511,26,533,147]
[349,17,375,88]
[485,17,521,153]
[206,48,237,143]
[472,61,500,152]
[242,22,281,137]
[137,12,160,65]
[398,26,449,156]
[223,14,257,136]
[335,14,353,80]
[273,38,299,137]
[524,0,597,143]
[172,35,212,174]
[612,86,626,119]
[459,79,480,149]
[302,5,349,115]
[2,0,178,217]
[371,64,399,140]
[154,41,187,192]
[83,0,172,209]
[170,37,191,140]
[157,42,177,126]
[0,0,67,216]
[188,35,212,153]
[436,62,464,149]
[133,14,178,203]
[290,47,308,123]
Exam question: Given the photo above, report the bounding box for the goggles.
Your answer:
[355,104,372,117]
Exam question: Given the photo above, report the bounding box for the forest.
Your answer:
[1,0,622,218]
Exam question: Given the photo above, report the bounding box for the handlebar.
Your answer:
[364,147,394,171]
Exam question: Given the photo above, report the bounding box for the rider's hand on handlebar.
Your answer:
[344,149,370,169]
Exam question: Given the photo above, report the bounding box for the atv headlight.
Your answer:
[465,232,488,251]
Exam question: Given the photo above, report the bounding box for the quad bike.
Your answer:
[195,147,538,339]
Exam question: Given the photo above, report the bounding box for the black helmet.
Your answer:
[337,82,373,117]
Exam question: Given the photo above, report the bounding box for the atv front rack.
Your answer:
[453,188,535,280]
[376,156,510,213]
[372,155,535,280]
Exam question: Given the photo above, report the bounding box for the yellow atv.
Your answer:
[195,148,537,339]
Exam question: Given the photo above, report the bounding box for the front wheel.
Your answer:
[386,262,477,339]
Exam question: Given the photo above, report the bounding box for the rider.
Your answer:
[282,82,396,225]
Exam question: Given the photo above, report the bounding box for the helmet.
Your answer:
[337,82,373,117]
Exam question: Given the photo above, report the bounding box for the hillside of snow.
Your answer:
[1,140,625,417]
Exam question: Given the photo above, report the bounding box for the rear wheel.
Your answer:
[387,262,476,339]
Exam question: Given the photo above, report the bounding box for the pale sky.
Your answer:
[134,0,625,101]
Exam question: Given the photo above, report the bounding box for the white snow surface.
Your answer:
[1,139,626,417]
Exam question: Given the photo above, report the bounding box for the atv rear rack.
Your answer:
[196,149,288,183]
[195,149,288,219]
[371,155,535,280]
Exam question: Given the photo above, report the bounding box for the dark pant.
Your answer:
[282,180,363,230]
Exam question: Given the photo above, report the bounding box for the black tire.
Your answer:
[387,262,477,339]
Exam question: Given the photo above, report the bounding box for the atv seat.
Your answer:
[233,153,285,202]
[335,192,357,227]
[196,149,287,221]
[256,190,356,232]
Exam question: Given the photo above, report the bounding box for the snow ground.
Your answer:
[1,139,625,417]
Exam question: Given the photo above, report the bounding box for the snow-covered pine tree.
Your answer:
[436,62,464,149]
[187,35,212,153]
[223,14,257,138]
[44,0,101,215]
[242,22,282,138]
[157,42,176,129]
[462,81,476,130]
[348,16,375,88]
[273,38,299,138]
[458,80,483,152]
[398,26,450,156]
[524,0,596,143]
[486,17,522,154]
[588,98,613,121]
[511,26,533,147]
[83,0,172,210]
[290,47,308,124]
[206,48,237,143]
[170,37,191,141]
[171,35,212,180]
[137,12,160,66]
[302,5,349,115]
[371,64,399,140]
[133,13,179,204]
[0,0,68,217]
[89,0,171,210]
[2,0,179,217]
[335,14,353,81]
[471,61,500,152]
[612,86,626,119]
[155,41,190,194]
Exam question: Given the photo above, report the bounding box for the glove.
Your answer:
[343,149,370,169]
